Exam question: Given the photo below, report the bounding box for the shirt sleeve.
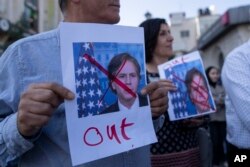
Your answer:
[0,46,34,167]
[222,50,250,133]
[0,113,34,166]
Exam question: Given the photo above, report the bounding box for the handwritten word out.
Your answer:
[83,118,134,146]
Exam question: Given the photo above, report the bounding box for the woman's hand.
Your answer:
[141,79,176,117]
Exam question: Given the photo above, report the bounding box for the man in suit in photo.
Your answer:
[102,52,148,114]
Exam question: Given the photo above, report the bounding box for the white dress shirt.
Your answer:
[222,39,250,149]
[118,96,140,112]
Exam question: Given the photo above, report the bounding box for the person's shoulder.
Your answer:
[0,28,59,61]
[6,28,58,51]
[223,40,250,70]
[15,28,59,46]
[227,40,250,60]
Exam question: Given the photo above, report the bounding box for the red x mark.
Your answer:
[83,54,136,103]
[190,75,210,109]
[169,71,210,109]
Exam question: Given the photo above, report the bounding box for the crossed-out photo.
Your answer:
[72,42,148,118]
[158,52,216,121]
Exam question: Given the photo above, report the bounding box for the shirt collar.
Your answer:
[118,95,139,112]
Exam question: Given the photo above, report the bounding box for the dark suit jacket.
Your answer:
[101,94,148,114]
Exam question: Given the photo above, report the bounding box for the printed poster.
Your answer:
[158,51,216,121]
[60,22,156,166]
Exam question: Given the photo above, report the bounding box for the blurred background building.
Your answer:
[0,0,62,55]
[169,7,220,56]
[198,5,250,69]
[167,4,250,69]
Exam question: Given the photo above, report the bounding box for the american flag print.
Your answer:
[165,67,189,118]
[74,42,107,118]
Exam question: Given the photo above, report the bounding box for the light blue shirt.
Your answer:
[222,39,250,149]
[0,27,163,167]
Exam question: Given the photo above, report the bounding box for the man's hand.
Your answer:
[17,83,75,137]
[141,79,176,118]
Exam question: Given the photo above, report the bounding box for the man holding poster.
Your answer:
[0,0,175,167]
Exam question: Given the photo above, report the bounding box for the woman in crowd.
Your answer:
[139,18,204,167]
[206,66,227,167]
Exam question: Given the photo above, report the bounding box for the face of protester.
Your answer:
[111,61,139,105]
[67,0,120,24]
[153,23,174,59]
[208,68,220,83]
[190,74,210,112]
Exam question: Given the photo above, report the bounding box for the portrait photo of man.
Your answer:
[101,52,148,114]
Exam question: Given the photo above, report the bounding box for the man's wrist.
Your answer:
[20,129,42,142]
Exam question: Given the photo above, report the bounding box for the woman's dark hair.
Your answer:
[108,52,140,78]
[139,18,167,63]
[185,68,208,97]
[59,0,67,12]
[205,66,218,88]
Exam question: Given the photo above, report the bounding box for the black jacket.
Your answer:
[101,94,148,114]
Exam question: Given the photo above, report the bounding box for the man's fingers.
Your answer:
[21,89,61,108]
[18,99,55,116]
[18,110,51,127]
[141,79,176,95]
[30,83,75,100]
[150,95,168,108]
[17,82,75,137]
[141,81,161,95]
[148,87,167,101]
[151,104,167,117]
